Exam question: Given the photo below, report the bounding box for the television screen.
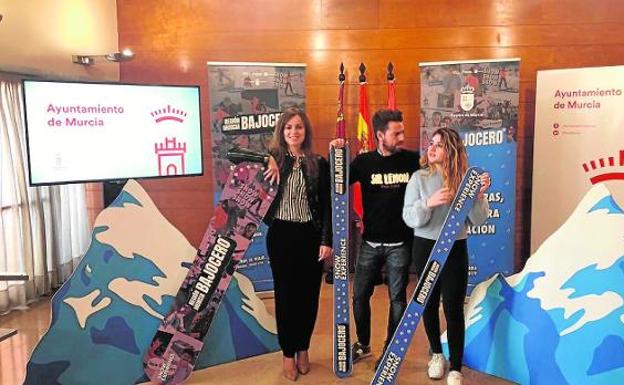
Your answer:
[22,80,203,185]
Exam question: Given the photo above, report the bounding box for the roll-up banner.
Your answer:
[419,58,519,292]
[207,62,306,293]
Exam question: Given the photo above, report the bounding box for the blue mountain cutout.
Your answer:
[588,195,624,215]
[103,249,114,263]
[223,296,266,358]
[588,335,624,375]
[108,190,143,208]
[24,182,280,385]
[462,272,567,384]
[80,265,92,286]
[90,316,140,354]
[24,360,70,385]
[562,256,624,299]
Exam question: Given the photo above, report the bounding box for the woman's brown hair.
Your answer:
[269,107,318,176]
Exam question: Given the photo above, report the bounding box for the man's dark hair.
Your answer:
[372,109,403,136]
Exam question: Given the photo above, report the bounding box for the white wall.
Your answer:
[0,0,120,81]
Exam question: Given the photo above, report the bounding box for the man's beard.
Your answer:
[382,140,403,154]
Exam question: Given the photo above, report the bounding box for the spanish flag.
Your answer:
[387,62,397,110]
[387,80,396,110]
[356,82,375,153]
[353,80,374,224]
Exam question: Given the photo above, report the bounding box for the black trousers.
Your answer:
[412,236,468,372]
[267,219,323,358]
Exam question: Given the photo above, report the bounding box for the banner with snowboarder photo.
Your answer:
[207,62,306,293]
[419,58,519,292]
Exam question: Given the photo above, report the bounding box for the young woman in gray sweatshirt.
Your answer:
[402,127,491,385]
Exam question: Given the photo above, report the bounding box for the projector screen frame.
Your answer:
[22,79,205,186]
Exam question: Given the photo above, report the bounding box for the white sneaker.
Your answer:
[427,353,445,379]
[447,370,463,385]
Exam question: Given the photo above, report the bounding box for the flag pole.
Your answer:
[387,61,396,110]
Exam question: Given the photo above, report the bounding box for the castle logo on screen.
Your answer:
[155,137,187,176]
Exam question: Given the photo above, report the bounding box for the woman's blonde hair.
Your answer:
[420,127,467,196]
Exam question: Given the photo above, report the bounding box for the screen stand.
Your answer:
[103,180,128,207]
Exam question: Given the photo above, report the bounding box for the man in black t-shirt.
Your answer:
[331,109,420,367]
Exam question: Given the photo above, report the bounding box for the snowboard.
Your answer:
[371,167,483,385]
[331,144,352,377]
[144,162,276,384]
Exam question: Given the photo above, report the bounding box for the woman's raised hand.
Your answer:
[426,187,452,208]
[263,155,280,184]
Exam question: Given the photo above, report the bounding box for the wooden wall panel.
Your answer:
[117,0,324,32]
[321,0,379,29]
[120,45,624,87]
[121,24,624,52]
[379,0,624,28]
[85,183,103,228]
[114,0,624,266]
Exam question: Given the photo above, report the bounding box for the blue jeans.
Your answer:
[352,242,411,348]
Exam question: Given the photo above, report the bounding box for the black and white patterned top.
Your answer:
[275,155,313,222]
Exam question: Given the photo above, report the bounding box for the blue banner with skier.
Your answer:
[419,58,519,291]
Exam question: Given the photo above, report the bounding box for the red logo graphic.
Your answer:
[582,149,624,184]
[151,105,187,123]
[155,137,187,176]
